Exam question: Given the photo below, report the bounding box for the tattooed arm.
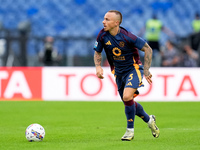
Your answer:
[94,51,104,79]
[141,42,153,84]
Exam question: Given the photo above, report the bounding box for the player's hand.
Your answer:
[96,66,104,79]
[144,70,152,85]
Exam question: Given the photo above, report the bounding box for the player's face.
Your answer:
[102,12,118,31]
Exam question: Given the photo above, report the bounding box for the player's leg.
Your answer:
[123,87,137,128]
[135,102,149,122]
[117,84,135,141]
[121,67,144,141]
[135,100,160,138]
[121,87,137,141]
[123,66,159,138]
[116,75,136,141]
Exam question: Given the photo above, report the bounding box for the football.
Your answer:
[25,123,45,142]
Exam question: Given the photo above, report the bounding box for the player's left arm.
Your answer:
[141,42,153,85]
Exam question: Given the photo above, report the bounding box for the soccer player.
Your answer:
[93,10,160,141]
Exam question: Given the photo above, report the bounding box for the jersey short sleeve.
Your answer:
[123,29,146,50]
[134,36,146,50]
[94,29,105,53]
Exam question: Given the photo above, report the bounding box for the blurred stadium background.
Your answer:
[0,1,200,149]
[0,0,199,67]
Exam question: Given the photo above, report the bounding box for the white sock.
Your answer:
[127,128,134,132]
[148,116,153,124]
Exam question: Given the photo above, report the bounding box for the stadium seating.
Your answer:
[0,0,199,58]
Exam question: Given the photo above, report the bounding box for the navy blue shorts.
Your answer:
[116,65,144,99]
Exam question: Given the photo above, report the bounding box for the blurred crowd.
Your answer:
[21,13,200,67]
[145,13,200,67]
[160,39,199,67]
[38,12,200,68]
[38,36,62,66]
[0,12,199,67]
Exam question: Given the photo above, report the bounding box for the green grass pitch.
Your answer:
[0,101,199,150]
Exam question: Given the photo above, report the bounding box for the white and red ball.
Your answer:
[25,123,45,142]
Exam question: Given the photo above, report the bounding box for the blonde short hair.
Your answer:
[108,10,122,25]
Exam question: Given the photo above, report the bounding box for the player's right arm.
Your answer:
[94,29,105,79]
[93,29,105,79]
[94,51,104,79]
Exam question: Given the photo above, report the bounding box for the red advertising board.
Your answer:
[0,67,199,101]
[0,67,42,101]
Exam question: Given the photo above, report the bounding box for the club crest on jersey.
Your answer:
[119,41,125,47]
[94,41,98,48]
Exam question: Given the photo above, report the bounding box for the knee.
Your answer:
[123,94,133,102]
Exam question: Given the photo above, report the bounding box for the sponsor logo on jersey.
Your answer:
[112,47,121,56]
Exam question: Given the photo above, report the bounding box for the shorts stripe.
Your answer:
[134,64,142,84]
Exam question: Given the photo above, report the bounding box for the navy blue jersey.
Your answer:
[94,27,146,75]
